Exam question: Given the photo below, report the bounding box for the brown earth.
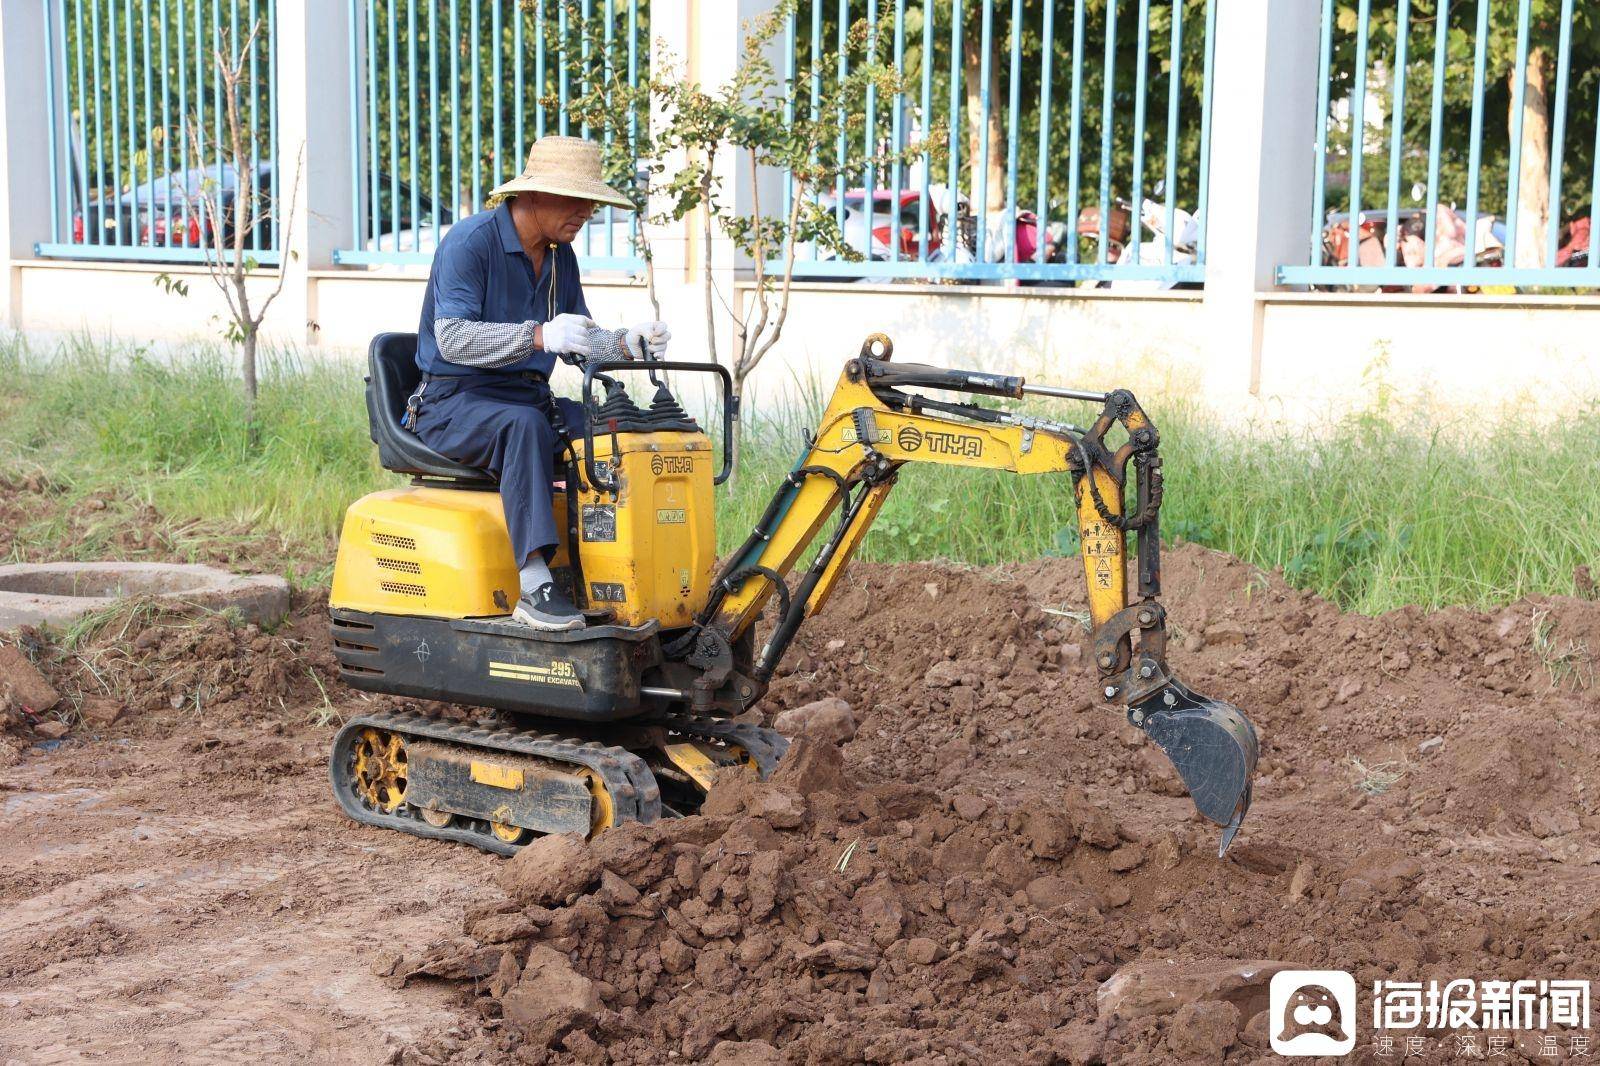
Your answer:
[2,477,1598,1064]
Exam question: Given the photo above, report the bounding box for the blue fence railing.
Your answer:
[1278,0,1599,292]
[36,0,281,266]
[336,0,647,271]
[36,0,1598,296]
[768,0,1217,287]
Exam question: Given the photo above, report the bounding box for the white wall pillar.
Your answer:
[273,1,359,345]
[1201,0,1321,394]
[0,1,58,327]
[642,0,782,365]
[644,0,694,290]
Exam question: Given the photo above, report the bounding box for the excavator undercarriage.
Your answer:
[328,332,1259,857]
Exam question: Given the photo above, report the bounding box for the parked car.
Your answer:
[71,163,277,251]
[363,177,458,253]
[71,164,455,253]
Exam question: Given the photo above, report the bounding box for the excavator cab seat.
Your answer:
[366,331,496,487]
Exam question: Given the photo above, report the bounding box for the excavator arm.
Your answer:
[689,335,1259,853]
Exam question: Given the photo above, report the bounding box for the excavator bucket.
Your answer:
[1131,679,1259,856]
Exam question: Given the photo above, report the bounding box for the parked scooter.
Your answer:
[1557,212,1590,268]
[1072,195,1201,291]
[1321,204,1504,293]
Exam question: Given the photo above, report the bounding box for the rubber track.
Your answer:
[329,710,662,857]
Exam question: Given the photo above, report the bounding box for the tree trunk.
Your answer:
[241,328,259,447]
[961,25,1005,213]
[1511,46,1551,269]
[726,377,744,494]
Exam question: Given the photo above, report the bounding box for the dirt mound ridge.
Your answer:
[2,591,340,757]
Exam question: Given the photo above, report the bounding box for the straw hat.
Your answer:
[488,135,632,208]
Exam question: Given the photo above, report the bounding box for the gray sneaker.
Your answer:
[512,583,586,631]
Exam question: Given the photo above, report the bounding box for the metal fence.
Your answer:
[1278,0,1599,291]
[336,0,647,270]
[36,0,280,265]
[35,0,1600,295]
[771,0,1217,286]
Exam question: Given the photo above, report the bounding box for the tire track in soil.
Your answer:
[0,726,501,1065]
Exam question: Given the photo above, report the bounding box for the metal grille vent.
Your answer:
[380,580,427,597]
[376,557,422,574]
[371,532,417,550]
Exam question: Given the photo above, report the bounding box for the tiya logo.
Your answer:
[650,454,694,475]
[1270,970,1357,1056]
[895,424,983,457]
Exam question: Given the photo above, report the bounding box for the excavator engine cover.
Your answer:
[569,430,717,629]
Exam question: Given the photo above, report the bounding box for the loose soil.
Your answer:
[2,476,1598,1064]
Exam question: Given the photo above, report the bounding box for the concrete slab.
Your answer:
[0,562,290,632]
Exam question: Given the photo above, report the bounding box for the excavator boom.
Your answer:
[698,335,1259,853]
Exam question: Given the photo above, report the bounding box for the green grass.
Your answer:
[3,331,1597,614]
[0,332,397,585]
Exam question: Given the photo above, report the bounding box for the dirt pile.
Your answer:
[393,737,1164,1063]
[2,594,334,743]
[0,472,302,571]
[0,640,63,765]
[391,546,1600,1064]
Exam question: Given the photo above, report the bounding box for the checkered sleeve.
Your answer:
[433,317,541,369]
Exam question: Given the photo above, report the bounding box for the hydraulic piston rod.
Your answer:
[1019,383,1111,403]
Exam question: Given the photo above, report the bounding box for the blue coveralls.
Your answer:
[411,201,588,568]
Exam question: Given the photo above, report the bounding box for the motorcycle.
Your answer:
[1322,204,1504,293]
[1071,195,1201,291]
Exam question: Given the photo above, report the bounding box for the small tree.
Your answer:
[549,0,940,474]
[535,9,666,321]
[173,21,301,445]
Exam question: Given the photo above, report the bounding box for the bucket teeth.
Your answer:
[1129,679,1260,856]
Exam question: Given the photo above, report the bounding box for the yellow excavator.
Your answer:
[327,333,1259,856]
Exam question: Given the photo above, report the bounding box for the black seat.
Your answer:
[366,332,496,486]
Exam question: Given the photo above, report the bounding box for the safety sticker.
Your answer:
[582,504,617,542]
[590,582,627,602]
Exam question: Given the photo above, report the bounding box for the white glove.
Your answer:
[632,320,671,356]
[616,328,650,361]
[540,313,598,355]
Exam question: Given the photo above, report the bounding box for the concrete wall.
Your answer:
[1256,294,1600,427]
[14,253,1599,430]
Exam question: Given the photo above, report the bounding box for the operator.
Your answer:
[406,135,669,632]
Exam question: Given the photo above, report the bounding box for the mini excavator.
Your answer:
[327,333,1259,856]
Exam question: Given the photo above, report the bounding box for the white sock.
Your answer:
[518,555,553,598]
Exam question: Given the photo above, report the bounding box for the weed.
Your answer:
[306,668,342,727]
[60,595,235,650]
[1039,606,1092,632]
[1349,757,1406,796]
[1531,609,1594,691]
